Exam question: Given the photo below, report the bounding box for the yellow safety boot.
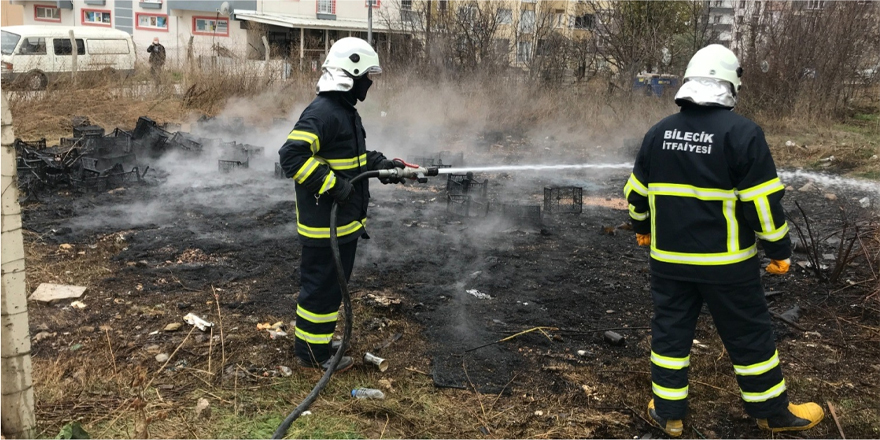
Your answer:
[647,399,683,437]
[756,402,824,432]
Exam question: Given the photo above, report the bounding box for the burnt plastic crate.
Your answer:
[544,186,583,214]
[219,159,249,173]
[73,125,105,138]
[501,204,542,223]
[447,174,488,198]
[446,194,489,218]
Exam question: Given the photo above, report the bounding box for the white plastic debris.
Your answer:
[278,366,293,377]
[859,197,871,208]
[156,353,170,363]
[29,284,87,303]
[70,301,87,309]
[268,329,288,339]
[466,289,491,300]
[819,155,835,162]
[785,140,796,147]
[302,411,313,416]
[183,313,214,331]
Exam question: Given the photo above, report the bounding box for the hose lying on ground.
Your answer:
[273,170,380,439]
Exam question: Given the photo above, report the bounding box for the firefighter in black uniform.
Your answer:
[625,45,824,436]
[279,37,404,372]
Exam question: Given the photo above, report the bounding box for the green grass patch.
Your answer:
[852,113,879,122]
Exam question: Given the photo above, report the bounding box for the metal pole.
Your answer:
[367,0,373,45]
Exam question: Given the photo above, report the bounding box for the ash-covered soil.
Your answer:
[20,141,880,438]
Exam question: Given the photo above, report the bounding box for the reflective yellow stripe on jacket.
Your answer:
[321,153,368,171]
[288,130,320,155]
[648,183,751,265]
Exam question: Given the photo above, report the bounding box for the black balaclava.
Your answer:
[351,74,373,102]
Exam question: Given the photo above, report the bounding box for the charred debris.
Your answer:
[13,116,266,201]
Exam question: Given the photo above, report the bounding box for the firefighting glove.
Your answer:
[636,233,651,247]
[328,178,353,205]
[766,258,791,275]
[378,159,407,185]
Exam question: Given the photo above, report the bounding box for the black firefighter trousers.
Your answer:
[650,275,789,420]
[294,240,358,364]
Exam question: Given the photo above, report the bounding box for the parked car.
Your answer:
[1,25,136,90]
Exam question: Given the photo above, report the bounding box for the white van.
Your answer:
[1,25,136,90]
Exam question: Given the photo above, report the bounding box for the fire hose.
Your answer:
[273,161,438,439]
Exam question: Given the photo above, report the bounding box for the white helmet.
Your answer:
[683,44,742,94]
[322,37,381,78]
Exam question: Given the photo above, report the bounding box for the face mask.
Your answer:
[352,75,373,102]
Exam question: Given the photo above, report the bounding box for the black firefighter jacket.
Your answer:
[625,104,792,284]
[279,92,388,247]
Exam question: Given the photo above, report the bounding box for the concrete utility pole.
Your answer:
[367,0,373,45]
[69,30,77,84]
[1,92,36,439]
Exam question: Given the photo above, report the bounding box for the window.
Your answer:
[53,38,85,55]
[438,0,447,12]
[519,10,535,33]
[2,31,22,55]
[714,0,723,6]
[317,0,335,15]
[536,39,551,56]
[365,0,380,7]
[17,37,46,55]
[87,39,130,54]
[82,9,111,26]
[516,40,531,63]
[806,0,825,9]
[736,15,743,25]
[497,8,512,25]
[401,0,412,11]
[713,15,721,23]
[739,0,745,8]
[35,5,61,22]
[193,17,229,36]
[554,10,565,28]
[494,38,509,54]
[136,13,169,31]
[573,13,594,29]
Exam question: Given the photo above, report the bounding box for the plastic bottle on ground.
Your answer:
[351,388,385,399]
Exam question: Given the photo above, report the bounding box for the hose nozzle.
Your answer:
[378,161,438,183]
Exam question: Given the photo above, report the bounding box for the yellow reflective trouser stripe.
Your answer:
[294,327,333,344]
[652,382,688,400]
[651,351,690,370]
[734,350,780,376]
[725,200,739,252]
[293,157,321,184]
[296,306,338,324]
[756,222,789,242]
[651,245,757,265]
[629,204,648,221]
[324,154,368,170]
[649,183,737,201]
[738,177,784,201]
[318,171,336,194]
[287,130,321,155]
[625,173,648,197]
[297,218,366,239]
[741,379,786,402]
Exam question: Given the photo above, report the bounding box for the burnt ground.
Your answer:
[18,142,880,439]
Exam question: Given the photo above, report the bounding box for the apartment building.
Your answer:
[9,0,400,66]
